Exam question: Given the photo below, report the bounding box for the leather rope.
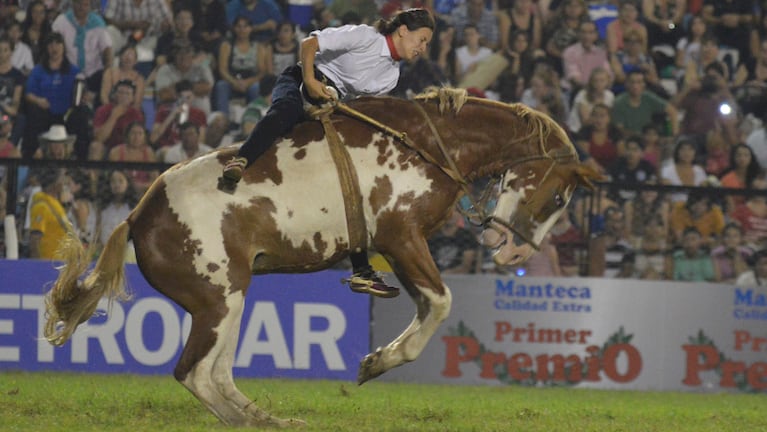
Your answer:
[310,108,368,253]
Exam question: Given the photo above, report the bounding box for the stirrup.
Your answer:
[342,271,400,298]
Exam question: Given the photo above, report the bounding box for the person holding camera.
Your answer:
[149,79,207,150]
[90,79,145,160]
[672,61,739,157]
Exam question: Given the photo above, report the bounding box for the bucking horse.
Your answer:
[43,87,600,427]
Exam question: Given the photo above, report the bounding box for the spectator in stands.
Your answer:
[103,0,173,55]
[502,30,542,86]
[21,0,52,64]
[543,0,589,76]
[214,16,272,114]
[730,176,767,251]
[567,66,614,133]
[498,0,542,52]
[22,32,80,160]
[428,209,478,273]
[52,0,113,101]
[65,167,96,248]
[0,114,20,158]
[150,80,207,150]
[8,21,34,76]
[107,121,158,195]
[701,0,754,66]
[588,205,634,278]
[162,121,213,164]
[240,73,277,137]
[225,0,283,43]
[90,79,145,160]
[720,143,764,213]
[272,21,299,75]
[175,0,227,56]
[746,110,767,170]
[0,36,24,125]
[711,222,753,283]
[450,0,500,50]
[204,111,233,149]
[682,34,734,88]
[329,0,378,26]
[641,0,685,49]
[100,44,145,108]
[28,167,72,260]
[736,247,767,286]
[640,123,666,170]
[562,20,612,92]
[623,174,669,247]
[0,1,18,31]
[34,124,75,160]
[155,42,214,115]
[611,70,678,137]
[521,64,569,121]
[675,15,707,74]
[549,210,585,276]
[608,134,656,202]
[95,169,137,252]
[661,138,708,203]
[670,226,717,282]
[632,211,670,279]
[610,28,662,96]
[605,0,647,55]
[575,103,623,172]
[669,190,725,247]
[673,62,739,154]
[573,185,620,234]
[454,24,493,85]
[155,7,202,70]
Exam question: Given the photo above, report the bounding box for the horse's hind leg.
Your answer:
[172,284,302,427]
[358,236,452,384]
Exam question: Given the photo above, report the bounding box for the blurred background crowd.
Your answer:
[0,0,766,285]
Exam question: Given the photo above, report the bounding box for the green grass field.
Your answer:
[0,371,764,431]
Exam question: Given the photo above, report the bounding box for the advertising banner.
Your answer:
[0,260,370,381]
[372,274,767,393]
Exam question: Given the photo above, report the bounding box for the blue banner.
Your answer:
[0,260,370,380]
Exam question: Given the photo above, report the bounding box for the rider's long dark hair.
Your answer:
[375,8,435,35]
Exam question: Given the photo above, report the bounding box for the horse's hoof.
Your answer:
[357,347,385,385]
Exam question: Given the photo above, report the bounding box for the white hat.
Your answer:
[39,124,76,146]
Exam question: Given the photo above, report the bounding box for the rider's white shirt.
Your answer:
[312,24,399,100]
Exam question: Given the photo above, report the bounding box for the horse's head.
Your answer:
[480,158,601,266]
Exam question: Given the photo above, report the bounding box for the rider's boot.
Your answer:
[218,157,247,192]
[345,266,400,298]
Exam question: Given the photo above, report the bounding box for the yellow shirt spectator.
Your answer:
[29,191,70,260]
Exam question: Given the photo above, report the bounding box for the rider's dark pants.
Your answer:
[236,65,306,166]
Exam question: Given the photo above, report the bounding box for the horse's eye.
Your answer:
[554,193,564,208]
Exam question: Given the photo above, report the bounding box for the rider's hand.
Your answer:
[304,77,336,101]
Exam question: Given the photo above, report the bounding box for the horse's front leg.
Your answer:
[358,236,452,384]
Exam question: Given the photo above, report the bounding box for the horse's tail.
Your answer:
[44,221,131,346]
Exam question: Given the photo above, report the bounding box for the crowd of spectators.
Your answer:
[0,0,765,286]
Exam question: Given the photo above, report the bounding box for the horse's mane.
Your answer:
[413,86,576,162]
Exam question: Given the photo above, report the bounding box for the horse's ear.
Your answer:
[574,163,605,191]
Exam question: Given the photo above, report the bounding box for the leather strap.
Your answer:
[315,111,368,253]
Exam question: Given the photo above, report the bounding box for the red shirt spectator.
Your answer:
[93,103,144,150]
[150,101,207,149]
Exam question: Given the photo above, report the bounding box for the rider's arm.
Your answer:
[300,36,334,101]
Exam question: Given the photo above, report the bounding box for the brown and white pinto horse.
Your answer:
[44,88,599,427]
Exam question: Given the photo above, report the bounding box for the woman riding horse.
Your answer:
[221,8,435,298]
